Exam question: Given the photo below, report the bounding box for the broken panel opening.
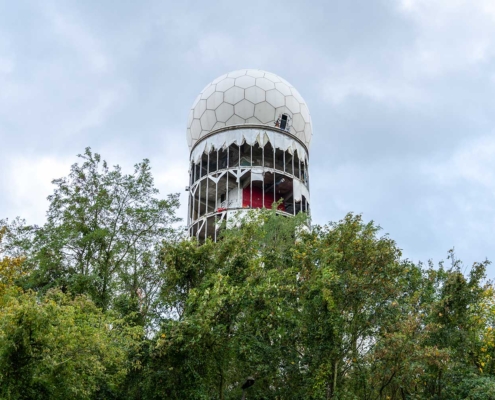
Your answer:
[264,142,274,169]
[240,143,251,166]
[228,144,239,168]
[219,147,228,170]
[275,148,284,172]
[208,149,218,174]
[201,153,208,177]
[294,150,301,179]
[252,143,262,166]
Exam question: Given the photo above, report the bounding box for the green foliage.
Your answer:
[2,149,495,399]
[140,212,495,400]
[0,286,141,400]
[2,148,180,321]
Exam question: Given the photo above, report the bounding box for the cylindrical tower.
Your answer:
[186,69,312,241]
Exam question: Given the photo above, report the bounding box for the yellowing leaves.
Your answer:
[0,227,26,297]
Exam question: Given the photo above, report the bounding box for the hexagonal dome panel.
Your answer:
[213,121,226,130]
[275,82,291,96]
[290,87,305,104]
[200,110,216,131]
[266,89,285,108]
[245,86,265,104]
[190,119,201,140]
[235,75,255,89]
[228,70,247,78]
[207,92,223,110]
[246,70,264,78]
[201,85,216,100]
[246,116,262,124]
[193,100,206,119]
[234,99,255,119]
[186,128,192,147]
[304,123,312,142]
[300,103,310,121]
[186,69,312,150]
[191,94,201,109]
[292,113,305,132]
[256,77,275,91]
[286,96,300,113]
[264,73,281,83]
[216,103,234,122]
[216,78,235,92]
[212,73,227,84]
[226,114,245,126]
[254,101,275,123]
[224,86,245,105]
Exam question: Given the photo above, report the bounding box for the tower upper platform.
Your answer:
[186,69,312,151]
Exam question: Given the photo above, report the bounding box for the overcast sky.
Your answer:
[1,0,494,275]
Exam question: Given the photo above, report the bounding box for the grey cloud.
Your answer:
[0,0,494,275]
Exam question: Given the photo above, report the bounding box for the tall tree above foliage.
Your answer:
[3,148,180,319]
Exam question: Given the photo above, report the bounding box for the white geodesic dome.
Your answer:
[186,69,312,151]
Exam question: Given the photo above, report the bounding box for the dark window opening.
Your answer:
[252,143,263,166]
[280,114,288,130]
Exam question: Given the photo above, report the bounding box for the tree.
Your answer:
[140,210,308,399]
[142,212,495,400]
[0,227,26,296]
[3,148,495,399]
[2,148,180,322]
[0,227,142,400]
[0,288,141,400]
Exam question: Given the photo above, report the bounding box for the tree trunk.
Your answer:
[219,373,224,400]
[327,359,339,399]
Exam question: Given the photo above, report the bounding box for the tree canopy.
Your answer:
[1,148,494,399]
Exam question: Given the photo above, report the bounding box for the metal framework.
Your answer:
[187,127,310,241]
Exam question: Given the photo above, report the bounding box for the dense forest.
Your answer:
[1,148,494,399]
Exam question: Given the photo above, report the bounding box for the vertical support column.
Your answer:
[215,150,219,210]
[273,147,275,208]
[205,152,210,243]
[238,145,241,209]
[204,217,207,242]
[292,155,295,216]
[187,164,191,227]
[206,152,210,214]
[250,145,253,207]
[261,144,264,208]
[197,179,201,219]
[191,184,196,225]
[226,146,229,207]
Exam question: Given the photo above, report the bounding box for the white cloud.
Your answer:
[3,155,72,224]
[320,64,426,106]
[2,148,189,226]
[67,88,124,136]
[424,134,495,192]
[398,0,495,76]
[0,58,14,74]
[42,2,110,74]
[319,0,495,106]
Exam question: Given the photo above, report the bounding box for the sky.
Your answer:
[1,0,494,275]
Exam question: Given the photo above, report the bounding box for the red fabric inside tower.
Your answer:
[242,187,285,211]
